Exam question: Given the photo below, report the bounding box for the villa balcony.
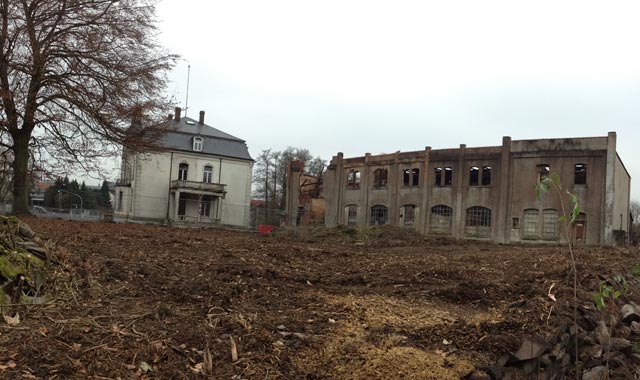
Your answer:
[170,180,227,194]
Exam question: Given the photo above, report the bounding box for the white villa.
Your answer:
[114,107,253,227]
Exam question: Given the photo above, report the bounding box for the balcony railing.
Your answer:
[170,180,226,193]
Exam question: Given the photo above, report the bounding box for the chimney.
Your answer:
[174,107,182,121]
[167,113,173,120]
[199,110,205,125]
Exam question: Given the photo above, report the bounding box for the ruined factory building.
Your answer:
[324,132,630,245]
[115,107,253,227]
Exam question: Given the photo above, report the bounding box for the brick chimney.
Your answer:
[199,110,205,125]
[174,107,182,121]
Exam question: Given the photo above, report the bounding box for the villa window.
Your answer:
[203,165,213,183]
[193,137,203,152]
[178,163,188,181]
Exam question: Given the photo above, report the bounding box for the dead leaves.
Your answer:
[0,360,16,370]
[3,313,20,326]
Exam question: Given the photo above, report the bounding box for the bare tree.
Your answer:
[252,147,325,210]
[0,0,177,214]
[252,149,276,209]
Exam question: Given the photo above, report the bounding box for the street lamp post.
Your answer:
[58,189,83,218]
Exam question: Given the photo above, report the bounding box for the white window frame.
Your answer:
[193,137,203,152]
[203,165,213,183]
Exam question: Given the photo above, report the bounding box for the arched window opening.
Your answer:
[370,205,388,225]
[542,209,559,240]
[402,204,417,227]
[523,209,539,238]
[345,205,358,226]
[465,206,491,237]
[430,205,452,234]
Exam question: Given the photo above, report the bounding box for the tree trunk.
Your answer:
[11,136,30,215]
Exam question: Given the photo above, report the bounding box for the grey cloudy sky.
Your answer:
[155,0,640,199]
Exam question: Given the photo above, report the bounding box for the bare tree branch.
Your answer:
[0,0,178,213]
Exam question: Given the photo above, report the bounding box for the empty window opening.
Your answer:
[193,137,203,152]
[430,205,453,234]
[523,209,539,238]
[542,209,559,240]
[203,165,213,183]
[347,170,361,190]
[346,205,358,226]
[574,213,587,243]
[178,163,189,181]
[403,168,411,186]
[465,206,491,237]
[402,205,416,227]
[373,168,388,188]
[512,217,519,229]
[469,166,479,186]
[177,194,187,216]
[117,191,123,211]
[370,205,388,225]
[404,168,420,186]
[434,168,442,186]
[482,166,492,186]
[444,167,453,186]
[574,164,587,185]
[412,168,420,186]
[537,164,550,182]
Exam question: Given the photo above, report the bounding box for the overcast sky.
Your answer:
[155,0,640,199]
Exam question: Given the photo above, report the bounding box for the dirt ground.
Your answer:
[0,219,639,379]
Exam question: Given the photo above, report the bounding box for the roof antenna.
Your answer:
[184,64,191,118]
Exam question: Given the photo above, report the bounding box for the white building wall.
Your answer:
[132,153,172,220]
[219,159,253,226]
[116,150,252,227]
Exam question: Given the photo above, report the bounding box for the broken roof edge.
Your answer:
[333,133,621,163]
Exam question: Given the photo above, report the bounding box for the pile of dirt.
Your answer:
[0,216,52,309]
[275,225,429,246]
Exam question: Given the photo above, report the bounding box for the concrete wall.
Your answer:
[324,134,629,246]
[507,151,606,245]
[612,153,631,239]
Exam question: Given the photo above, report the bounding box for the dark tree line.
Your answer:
[0,0,177,214]
[43,177,111,210]
[253,147,325,210]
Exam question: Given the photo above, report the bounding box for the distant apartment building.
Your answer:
[324,132,630,245]
[115,108,253,227]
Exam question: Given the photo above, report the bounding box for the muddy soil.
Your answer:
[0,220,638,379]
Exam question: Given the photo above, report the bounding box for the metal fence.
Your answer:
[2,205,110,221]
